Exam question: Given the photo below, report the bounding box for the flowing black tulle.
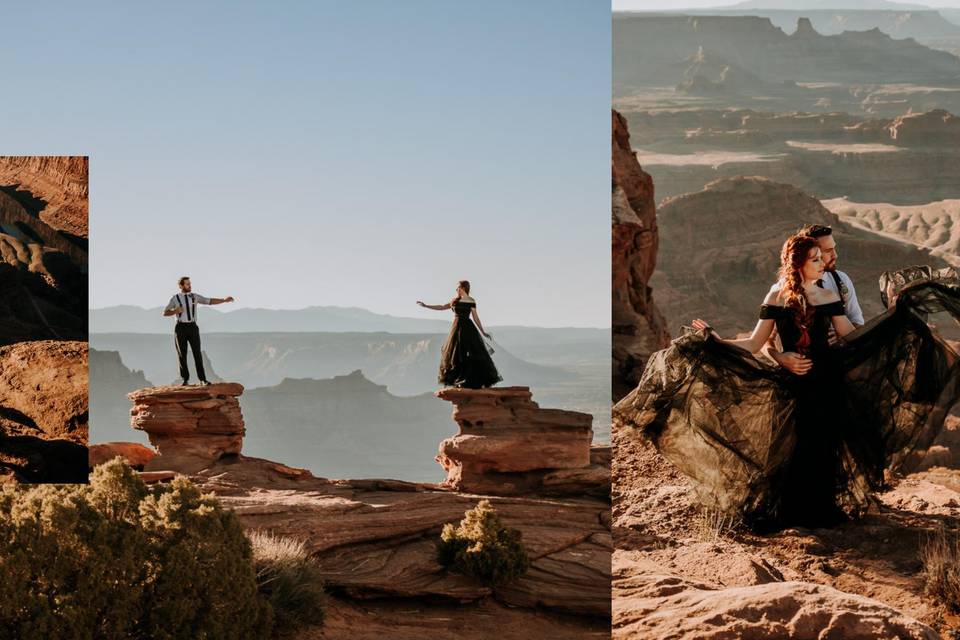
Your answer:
[438,301,502,389]
[613,267,960,531]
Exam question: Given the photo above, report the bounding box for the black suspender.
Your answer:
[828,270,845,306]
[177,293,196,322]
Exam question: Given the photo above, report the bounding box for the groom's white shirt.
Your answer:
[768,269,864,325]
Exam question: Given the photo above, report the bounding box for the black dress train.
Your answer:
[613,269,960,530]
[438,300,502,389]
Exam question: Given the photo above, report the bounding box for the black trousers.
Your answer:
[174,322,207,382]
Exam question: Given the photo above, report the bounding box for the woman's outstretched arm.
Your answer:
[417,300,453,311]
[471,307,490,337]
[693,318,776,354]
[691,290,778,354]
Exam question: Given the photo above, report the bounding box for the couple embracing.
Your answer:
[615,224,960,532]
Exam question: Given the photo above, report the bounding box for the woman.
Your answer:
[614,234,960,531]
[417,280,502,389]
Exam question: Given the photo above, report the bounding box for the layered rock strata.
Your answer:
[434,386,606,497]
[612,110,670,401]
[128,383,245,473]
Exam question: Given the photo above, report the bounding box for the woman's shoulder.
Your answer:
[762,289,784,307]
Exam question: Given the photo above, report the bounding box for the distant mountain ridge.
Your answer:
[613,12,960,92]
[90,304,606,335]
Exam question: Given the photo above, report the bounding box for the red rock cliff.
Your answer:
[612,110,670,401]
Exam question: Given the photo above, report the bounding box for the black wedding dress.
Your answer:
[438,300,502,389]
[613,268,960,531]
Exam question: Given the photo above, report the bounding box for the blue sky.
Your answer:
[2,1,609,327]
[613,0,960,8]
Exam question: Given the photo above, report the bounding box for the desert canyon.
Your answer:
[91,379,612,638]
[612,8,960,634]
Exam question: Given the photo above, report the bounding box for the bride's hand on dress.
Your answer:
[692,319,721,340]
[778,351,812,376]
[416,300,425,307]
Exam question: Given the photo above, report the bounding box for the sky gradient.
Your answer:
[613,1,960,9]
[3,1,610,328]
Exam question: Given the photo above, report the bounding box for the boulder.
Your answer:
[434,387,606,497]
[128,383,245,473]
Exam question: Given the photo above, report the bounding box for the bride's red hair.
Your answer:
[778,234,820,353]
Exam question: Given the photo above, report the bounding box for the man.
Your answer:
[163,276,235,385]
[765,224,864,375]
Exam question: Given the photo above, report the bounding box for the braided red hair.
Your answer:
[778,234,820,354]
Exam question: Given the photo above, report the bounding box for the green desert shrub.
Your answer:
[922,527,960,613]
[249,530,326,632]
[0,457,272,640]
[436,499,530,587]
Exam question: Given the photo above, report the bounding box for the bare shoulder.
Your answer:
[763,289,783,306]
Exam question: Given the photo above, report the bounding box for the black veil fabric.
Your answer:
[613,267,960,529]
[438,301,502,389]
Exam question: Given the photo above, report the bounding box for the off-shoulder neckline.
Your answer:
[761,301,842,309]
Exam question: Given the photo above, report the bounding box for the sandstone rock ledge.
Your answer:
[115,382,612,634]
[434,386,608,497]
[128,383,245,473]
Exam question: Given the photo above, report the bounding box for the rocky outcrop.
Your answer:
[889,109,960,147]
[615,565,938,640]
[0,340,87,441]
[612,110,670,401]
[0,156,88,238]
[0,340,88,483]
[612,420,960,636]
[104,381,612,640]
[651,177,952,337]
[0,160,87,344]
[434,386,605,497]
[128,383,245,473]
[824,197,960,267]
[88,442,156,469]
[191,455,611,622]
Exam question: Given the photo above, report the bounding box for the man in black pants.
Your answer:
[163,276,234,385]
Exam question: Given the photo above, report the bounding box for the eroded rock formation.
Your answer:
[889,109,960,148]
[651,177,952,337]
[0,156,88,238]
[434,386,606,497]
[88,442,156,469]
[613,110,670,401]
[128,383,245,473]
[107,380,612,635]
[0,340,88,483]
[612,421,959,637]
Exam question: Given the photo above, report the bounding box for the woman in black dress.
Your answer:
[417,280,502,389]
[614,234,960,531]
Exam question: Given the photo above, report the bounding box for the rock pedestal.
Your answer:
[435,386,607,497]
[127,383,245,473]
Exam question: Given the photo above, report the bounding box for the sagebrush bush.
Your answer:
[0,458,272,640]
[922,528,960,613]
[436,499,530,587]
[249,530,326,632]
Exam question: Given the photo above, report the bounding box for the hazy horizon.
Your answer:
[0,1,612,328]
[612,0,960,10]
